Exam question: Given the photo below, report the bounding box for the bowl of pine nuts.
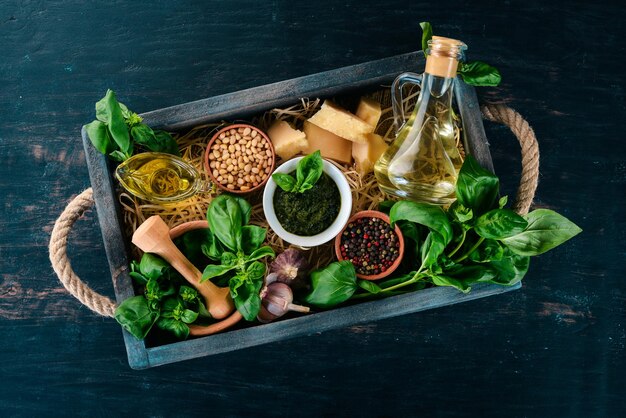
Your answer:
[204,124,276,194]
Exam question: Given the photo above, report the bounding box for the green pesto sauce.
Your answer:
[273,172,341,236]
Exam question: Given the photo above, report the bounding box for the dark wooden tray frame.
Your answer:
[82,51,519,370]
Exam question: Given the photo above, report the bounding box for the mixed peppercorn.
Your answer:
[339,217,400,276]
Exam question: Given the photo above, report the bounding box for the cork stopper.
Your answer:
[424,36,467,78]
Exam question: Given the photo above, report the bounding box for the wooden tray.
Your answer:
[82,51,519,369]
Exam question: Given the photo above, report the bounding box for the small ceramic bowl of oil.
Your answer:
[115,152,209,204]
[204,124,275,194]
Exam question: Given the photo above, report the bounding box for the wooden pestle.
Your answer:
[132,215,235,320]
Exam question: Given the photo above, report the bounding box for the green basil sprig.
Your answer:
[115,194,273,339]
[305,155,581,306]
[273,150,324,193]
[115,253,210,340]
[203,194,275,321]
[84,89,180,162]
[420,21,501,87]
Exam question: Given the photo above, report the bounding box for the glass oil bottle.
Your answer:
[115,152,211,203]
[374,36,467,205]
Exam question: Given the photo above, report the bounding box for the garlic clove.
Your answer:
[257,282,310,323]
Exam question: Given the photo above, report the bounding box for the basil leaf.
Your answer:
[231,195,252,225]
[129,271,148,285]
[420,21,433,53]
[296,150,324,192]
[273,173,296,192]
[501,209,582,256]
[390,201,453,245]
[488,251,530,286]
[202,263,237,281]
[229,275,245,298]
[179,285,198,303]
[499,195,508,209]
[398,220,420,243]
[114,296,159,340]
[241,225,266,254]
[456,155,499,217]
[468,239,505,263]
[130,124,156,148]
[118,101,131,119]
[458,61,501,87]
[109,150,127,162]
[304,261,357,308]
[160,297,180,315]
[246,245,275,262]
[174,228,214,265]
[231,277,263,321]
[132,124,179,156]
[84,120,115,154]
[196,229,223,261]
[357,280,382,294]
[207,195,243,252]
[246,260,266,280]
[429,274,471,293]
[446,265,497,283]
[421,231,447,267]
[152,130,180,156]
[197,299,211,318]
[448,201,473,224]
[156,317,189,339]
[180,309,198,324]
[474,209,528,240]
[153,279,176,300]
[139,253,169,280]
[145,278,171,303]
[95,89,132,155]
[220,252,238,266]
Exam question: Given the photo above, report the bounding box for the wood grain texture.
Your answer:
[1,0,625,416]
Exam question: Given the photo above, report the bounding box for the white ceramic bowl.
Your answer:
[263,157,352,247]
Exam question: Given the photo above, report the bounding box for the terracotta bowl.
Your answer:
[334,210,405,281]
[204,123,275,194]
[169,220,242,336]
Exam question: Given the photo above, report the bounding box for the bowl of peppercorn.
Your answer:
[335,210,405,281]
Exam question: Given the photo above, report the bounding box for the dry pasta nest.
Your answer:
[119,86,464,270]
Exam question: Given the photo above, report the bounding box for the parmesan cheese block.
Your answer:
[267,120,308,160]
[307,100,373,144]
[352,133,388,175]
[304,121,352,164]
[355,97,382,128]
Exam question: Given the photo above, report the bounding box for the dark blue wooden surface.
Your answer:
[1,0,624,416]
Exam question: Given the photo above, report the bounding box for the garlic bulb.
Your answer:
[257,282,310,323]
[269,248,310,288]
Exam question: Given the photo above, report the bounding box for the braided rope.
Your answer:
[481,104,540,215]
[49,188,117,317]
[49,106,539,316]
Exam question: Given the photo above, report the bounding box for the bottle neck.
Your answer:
[424,36,466,79]
[425,54,459,79]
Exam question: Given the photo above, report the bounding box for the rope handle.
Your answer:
[49,105,539,317]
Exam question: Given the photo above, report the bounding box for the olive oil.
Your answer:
[374,36,467,205]
[115,152,209,203]
[375,116,457,204]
